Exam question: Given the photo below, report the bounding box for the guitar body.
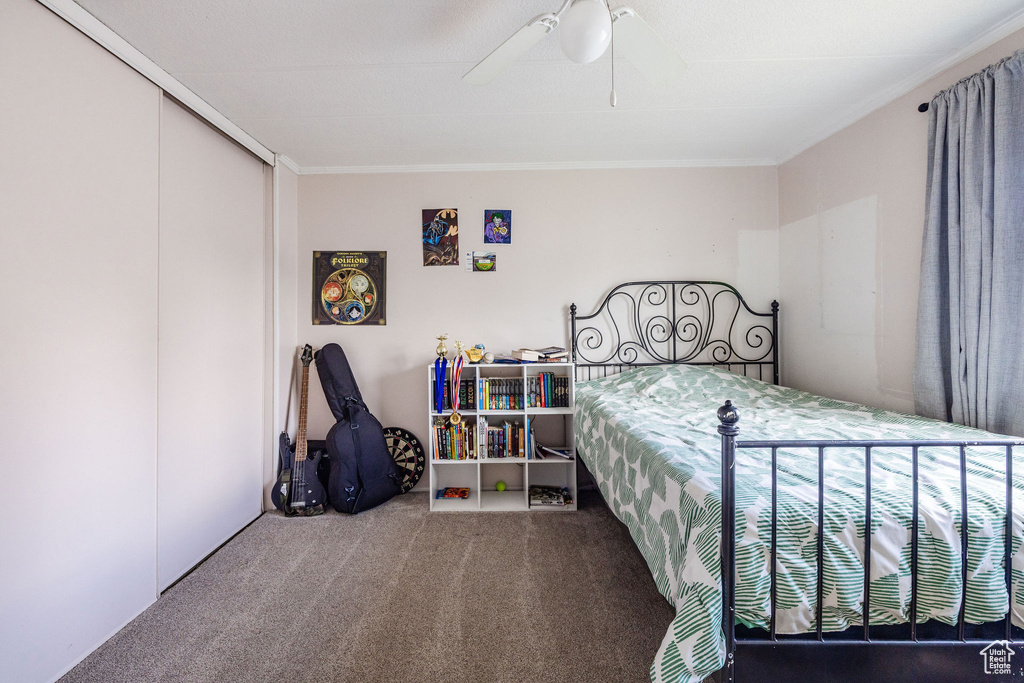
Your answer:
[272,435,327,515]
[272,345,326,517]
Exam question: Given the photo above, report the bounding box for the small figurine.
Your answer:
[435,333,449,359]
[465,343,485,363]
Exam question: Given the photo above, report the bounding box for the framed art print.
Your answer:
[312,251,386,325]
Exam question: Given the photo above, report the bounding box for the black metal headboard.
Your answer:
[570,281,779,384]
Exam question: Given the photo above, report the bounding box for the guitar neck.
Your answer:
[295,364,309,463]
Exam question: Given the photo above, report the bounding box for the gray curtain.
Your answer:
[914,49,1024,436]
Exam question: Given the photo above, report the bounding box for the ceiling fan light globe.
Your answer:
[559,0,612,64]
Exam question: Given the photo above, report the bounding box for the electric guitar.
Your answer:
[272,344,326,516]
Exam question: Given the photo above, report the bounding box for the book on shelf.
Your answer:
[432,420,476,460]
[436,487,470,499]
[431,377,477,413]
[533,444,574,460]
[527,373,570,408]
[478,377,524,410]
[482,420,525,458]
[528,485,573,507]
[533,346,568,359]
[511,347,569,362]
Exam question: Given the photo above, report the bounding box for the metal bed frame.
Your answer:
[570,280,778,383]
[570,280,1023,683]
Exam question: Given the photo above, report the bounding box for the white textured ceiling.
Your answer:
[73,0,1024,171]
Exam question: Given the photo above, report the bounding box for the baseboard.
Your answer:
[46,597,157,683]
[160,510,264,594]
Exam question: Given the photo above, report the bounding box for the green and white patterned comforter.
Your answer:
[573,364,1023,683]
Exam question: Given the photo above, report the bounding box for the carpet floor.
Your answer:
[61,489,675,683]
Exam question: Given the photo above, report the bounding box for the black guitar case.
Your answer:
[315,343,402,513]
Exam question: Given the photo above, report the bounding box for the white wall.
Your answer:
[297,167,780,446]
[157,99,266,590]
[778,28,1024,413]
[0,1,159,680]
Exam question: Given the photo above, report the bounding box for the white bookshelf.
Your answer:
[427,361,577,512]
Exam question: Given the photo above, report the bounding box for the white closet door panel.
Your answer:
[158,97,265,590]
[0,2,159,681]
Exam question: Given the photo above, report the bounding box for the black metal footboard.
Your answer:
[717,400,1024,683]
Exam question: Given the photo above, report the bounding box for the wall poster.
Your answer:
[484,210,511,244]
[312,251,386,325]
[422,208,459,266]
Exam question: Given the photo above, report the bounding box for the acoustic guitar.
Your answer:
[272,344,326,516]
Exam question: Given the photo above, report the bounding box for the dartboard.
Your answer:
[383,427,425,493]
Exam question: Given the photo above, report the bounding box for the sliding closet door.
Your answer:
[158,97,265,590]
[0,3,160,680]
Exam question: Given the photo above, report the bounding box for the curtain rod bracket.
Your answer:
[918,102,929,113]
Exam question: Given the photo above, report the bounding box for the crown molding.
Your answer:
[297,158,777,175]
[36,0,276,166]
[775,6,1024,164]
[276,155,301,174]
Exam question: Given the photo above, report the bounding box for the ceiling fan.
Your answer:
[463,0,686,101]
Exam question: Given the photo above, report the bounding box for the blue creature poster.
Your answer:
[483,210,511,244]
[422,208,459,266]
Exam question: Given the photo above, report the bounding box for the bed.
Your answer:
[568,281,1023,683]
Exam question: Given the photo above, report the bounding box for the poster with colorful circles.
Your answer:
[312,251,386,325]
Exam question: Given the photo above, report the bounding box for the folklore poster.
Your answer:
[483,210,511,244]
[312,251,386,325]
[422,208,459,266]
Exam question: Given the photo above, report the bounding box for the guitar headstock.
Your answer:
[300,344,313,367]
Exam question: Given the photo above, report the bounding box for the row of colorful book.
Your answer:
[478,378,524,410]
[485,422,526,459]
[432,421,476,459]
[527,373,570,408]
[475,375,572,410]
[432,378,476,412]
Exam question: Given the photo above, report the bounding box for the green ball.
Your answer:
[495,481,506,492]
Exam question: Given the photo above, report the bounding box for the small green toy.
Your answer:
[495,481,506,492]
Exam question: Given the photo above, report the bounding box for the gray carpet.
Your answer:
[61,490,675,683]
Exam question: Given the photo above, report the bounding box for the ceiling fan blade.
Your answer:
[611,7,687,86]
[462,16,556,86]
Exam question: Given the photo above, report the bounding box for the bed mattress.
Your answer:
[573,364,1023,683]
